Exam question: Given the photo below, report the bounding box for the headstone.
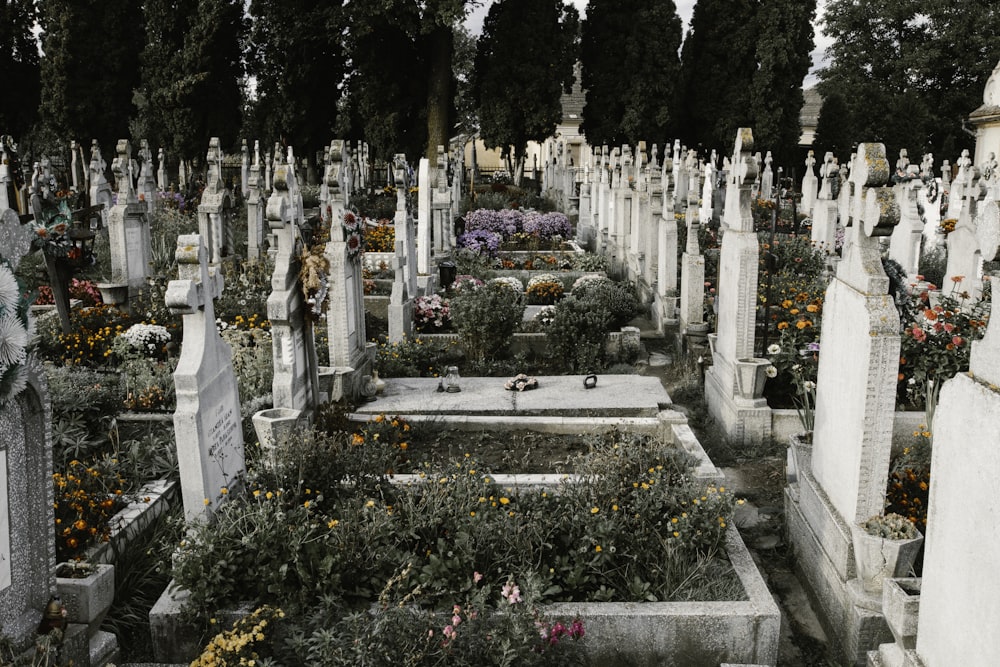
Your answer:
[699,158,714,224]
[678,212,705,332]
[166,235,245,523]
[888,164,925,277]
[247,140,265,263]
[0,141,13,212]
[919,152,943,250]
[760,151,774,200]
[388,238,415,343]
[417,158,432,275]
[802,150,818,216]
[137,139,157,213]
[106,139,152,305]
[88,140,112,224]
[324,140,372,400]
[69,140,87,196]
[811,153,840,253]
[0,225,55,652]
[944,161,985,300]
[432,145,452,256]
[157,147,167,193]
[265,150,320,413]
[240,139,249,199]
[912,205,1000,667]
[392,154,418,298]
[197,138,235,265]
[704,128,770,445]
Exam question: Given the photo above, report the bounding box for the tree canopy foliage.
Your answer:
[818,0,1000,160]
[580,0,683,147]
[473,0,578,180]
[0,0,40,141]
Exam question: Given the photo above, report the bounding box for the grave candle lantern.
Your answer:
[444,366,461,393]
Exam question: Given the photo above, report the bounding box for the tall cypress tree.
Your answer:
[750,0,817,169]
[37,0,144,152]
[473,0,578,181]
[0,0,40,140]
[678,0,758,154]
[580,0,683,147]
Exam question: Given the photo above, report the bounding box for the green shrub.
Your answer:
[576,279,639,329]
[374,336,462,378]
[547,296,612,373]
[450,281,526,363]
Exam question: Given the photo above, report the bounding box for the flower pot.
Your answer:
[882,578,921,649]
[56,562,115,626]
[96,281,129,306]
[252,408,304,468]
[735,358,772,400]
[851,525,924,594]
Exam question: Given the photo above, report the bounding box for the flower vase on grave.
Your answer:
[850,522,923,600]
[55,562,115,627]
[735,358,772,400]
[372,370,386,395]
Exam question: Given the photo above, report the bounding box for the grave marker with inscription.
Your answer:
[167,235,245,522]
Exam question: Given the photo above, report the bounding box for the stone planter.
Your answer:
[95,282,129,306]
[56,562,115,626]
[252,408,304,468]
[735,358,772,400]
[851,525,924,595]
[883,577,921,649]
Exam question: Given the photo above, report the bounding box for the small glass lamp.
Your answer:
[444,366,461,393]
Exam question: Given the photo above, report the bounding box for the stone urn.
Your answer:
[252,408,304,468]
[55,562,115,627]
[851,524,924,595]
[735,358,773,400]
[95,282,129,306]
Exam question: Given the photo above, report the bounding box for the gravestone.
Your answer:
[678,212,705,333]
[69,140,87,196]
[760,151,774,200]
[265,150,320,413]
[197,138,235,265]
[802,150,818,216]
[432,145,452,257]
[944,159,985,300]
[888,164,925,278]
[246,140,265,263]
[137,139,157,213]
[105,139,151,307]
[705,128,769,445]
[388,238,414,343]
[911,208,1000,667]
[88,140,112,224]
[0,225,55,653]
[166,234,245,522]
[787,143,902,664]
[157,147,167,193]
[811,153,840,253]
[417,157,432,276]
[240,139,249,199]
[0,142,15,212]
[918,153,943,251]
[323,140,372,400]
[392,154,418,298]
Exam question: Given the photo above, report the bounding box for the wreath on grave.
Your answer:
[0,256,31,406]
[299,245,330,321]
[30,197,76,259]
[342,210,363,260]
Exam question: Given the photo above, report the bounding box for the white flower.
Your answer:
[0,312,28,367]
[766,343,781,355]
[0,264,19,312]
[803,380,817,391]
[765,365,778,378]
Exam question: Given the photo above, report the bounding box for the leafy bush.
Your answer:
[451,281,526,363]
[413,293,452,331]
[523,211,572,241]
[374,337,462,378]
[546,296,612,373]
[576,278,639,329]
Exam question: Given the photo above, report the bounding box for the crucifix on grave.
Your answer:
[247,140,265,262]
[166,234,245,523]
[197,138,235,265]
[265,149,321,414]
[102,139,151,309]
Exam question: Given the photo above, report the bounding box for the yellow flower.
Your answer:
[594,545,602,553]
[327,519,339,529]
[203,498,210,506]
[499,497,510,505]
[220,487,228,495]
[591,506,600,514]
[266,491,273,500]
[365,499,376,508]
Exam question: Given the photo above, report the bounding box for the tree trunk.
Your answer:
[424,25,453,161]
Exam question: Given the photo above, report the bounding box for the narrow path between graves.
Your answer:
[635,325,838,667]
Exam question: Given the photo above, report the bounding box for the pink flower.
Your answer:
[911,326,926,343]
[952,335,963,346]
[473,571,483,583]
[501,580,522,604]
[443,625,455,639]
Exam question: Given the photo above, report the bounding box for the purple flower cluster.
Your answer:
[463,208,524,240]
[523,212,571,241]
[456,229,502,257]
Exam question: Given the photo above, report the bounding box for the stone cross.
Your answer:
[89,140,113,215]
[811,142,900,524]
[112,139,138,204]
[166,234,244,523]
[944,164,984,299]
[388,238,414,342]
[197,138,234,264]
[266,149,320,412]
[247,140,265,262]
[802,150,818,216]
[240,139,249,198]
[760,151,774,200]
[157,147,167,191]
[392,153,418,298]
[137,139,156,212]
[106,139,151,307]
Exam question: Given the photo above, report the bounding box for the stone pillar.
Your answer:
[417,157,432,275]
[247,141,265,263]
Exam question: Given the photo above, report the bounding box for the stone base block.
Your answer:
[786,488,893,666]
[704,366,772,446]
[90,629,120,666]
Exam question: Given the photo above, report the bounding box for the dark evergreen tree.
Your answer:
[812,90,853,164]
[679,0,757,154]
[579,0,682,147]
[473,0,578,183]
[0,0,40,140]
[37,0,144,152]
[750,0,817,170]
[247,0,347,169]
